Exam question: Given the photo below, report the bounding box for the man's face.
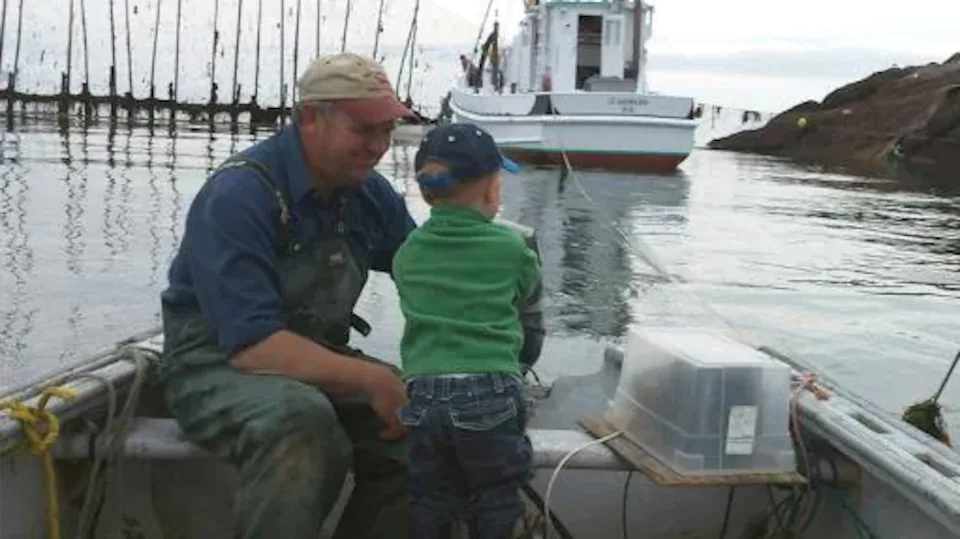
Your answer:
[299,103,395,190]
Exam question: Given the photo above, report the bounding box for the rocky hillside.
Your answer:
[708,53,960,177]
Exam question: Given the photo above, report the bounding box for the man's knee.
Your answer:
[246,386,354,475]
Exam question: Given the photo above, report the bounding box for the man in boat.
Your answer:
[157,52,416,539]
[459,54,481,89]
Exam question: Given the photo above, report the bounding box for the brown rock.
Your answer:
[708,54,960,178]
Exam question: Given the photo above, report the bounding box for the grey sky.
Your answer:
[649,47,945,79]
[444,0,956,72]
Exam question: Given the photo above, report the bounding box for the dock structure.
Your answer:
[0,0,433,132]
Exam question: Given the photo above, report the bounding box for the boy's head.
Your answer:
[414,122,521,217]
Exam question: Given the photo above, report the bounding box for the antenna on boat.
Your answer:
[628,0,643,90]
[472,0,496,61]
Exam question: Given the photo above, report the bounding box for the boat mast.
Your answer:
[629,0,643,91]
[533,0,548,91]
[395,0,417,93]
[405,4,417,101]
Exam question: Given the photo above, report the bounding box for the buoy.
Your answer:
[604,345,624,366]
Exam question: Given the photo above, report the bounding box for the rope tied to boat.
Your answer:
[0,385,80,539]
[790,371,831,484]
[1,386,79,456]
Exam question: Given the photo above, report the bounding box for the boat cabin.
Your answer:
[503,0,653,94]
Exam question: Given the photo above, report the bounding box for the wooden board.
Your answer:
[578,417,808,487]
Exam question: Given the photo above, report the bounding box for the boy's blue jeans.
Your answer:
[399,372,533,539]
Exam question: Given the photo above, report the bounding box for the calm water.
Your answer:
[1,119,959,436]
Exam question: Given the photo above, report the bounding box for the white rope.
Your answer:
[543,430,623,539]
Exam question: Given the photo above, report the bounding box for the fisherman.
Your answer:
[460,54,482,89]
[156,52,417,539]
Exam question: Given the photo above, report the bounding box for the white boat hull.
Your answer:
[449,89,698,174]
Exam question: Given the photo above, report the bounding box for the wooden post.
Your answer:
[124,0,132,94]
[231,0,243,106]
[254,0,263,103]
[372,0,385,59]
[292,0,301,102]
[174,0,182,101]
[340,0,350,52]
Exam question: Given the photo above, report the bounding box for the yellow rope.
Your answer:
[1,386,79,539]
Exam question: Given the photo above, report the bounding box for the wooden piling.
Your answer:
[209,0,220,105]
[340,0,351,52]
[108,0,118,118]
[279,0,286,121]
[174,0,182,102]
[124,0,133,97]
[149,0,162,114]
[80,0,89,87]
[373,0,385,59]
[1,0,8,75]
[292,0,301,102]
[11,0,23,92]
[231,0,243,107]
[65,0,75,97]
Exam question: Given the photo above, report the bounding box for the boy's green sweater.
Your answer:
[392,205,541,378]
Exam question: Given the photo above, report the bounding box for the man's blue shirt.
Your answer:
[161,123,417,354]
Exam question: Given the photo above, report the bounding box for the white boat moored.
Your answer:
[446,0,698,174]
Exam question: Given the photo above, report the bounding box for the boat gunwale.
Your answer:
[4,331,960,536]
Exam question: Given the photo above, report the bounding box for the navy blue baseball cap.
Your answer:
[414,122,522,192]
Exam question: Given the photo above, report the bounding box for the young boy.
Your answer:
[392,122,544,539]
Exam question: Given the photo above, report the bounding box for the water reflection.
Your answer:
[0,156,35,375]
[760,155,960,198]
[147,127,162,289]
[499,170,691,340]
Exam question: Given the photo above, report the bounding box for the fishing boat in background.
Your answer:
[446,0,699,174]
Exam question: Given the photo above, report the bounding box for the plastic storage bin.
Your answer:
[603,326,796,475]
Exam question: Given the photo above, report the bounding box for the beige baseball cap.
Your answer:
[297,52,412,124]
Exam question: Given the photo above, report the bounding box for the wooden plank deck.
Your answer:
[579,417,808,487]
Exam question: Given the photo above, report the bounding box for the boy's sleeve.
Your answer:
[517,235,546,372]
[368,172,418,277]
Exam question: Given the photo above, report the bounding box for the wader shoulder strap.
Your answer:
[213,158,294,254]
[212,158,373,338]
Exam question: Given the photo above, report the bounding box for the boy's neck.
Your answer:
[431,202,496,220]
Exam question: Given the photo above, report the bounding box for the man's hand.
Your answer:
[362,362,409,441]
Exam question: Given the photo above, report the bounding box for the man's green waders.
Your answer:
[157,158,410,539]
